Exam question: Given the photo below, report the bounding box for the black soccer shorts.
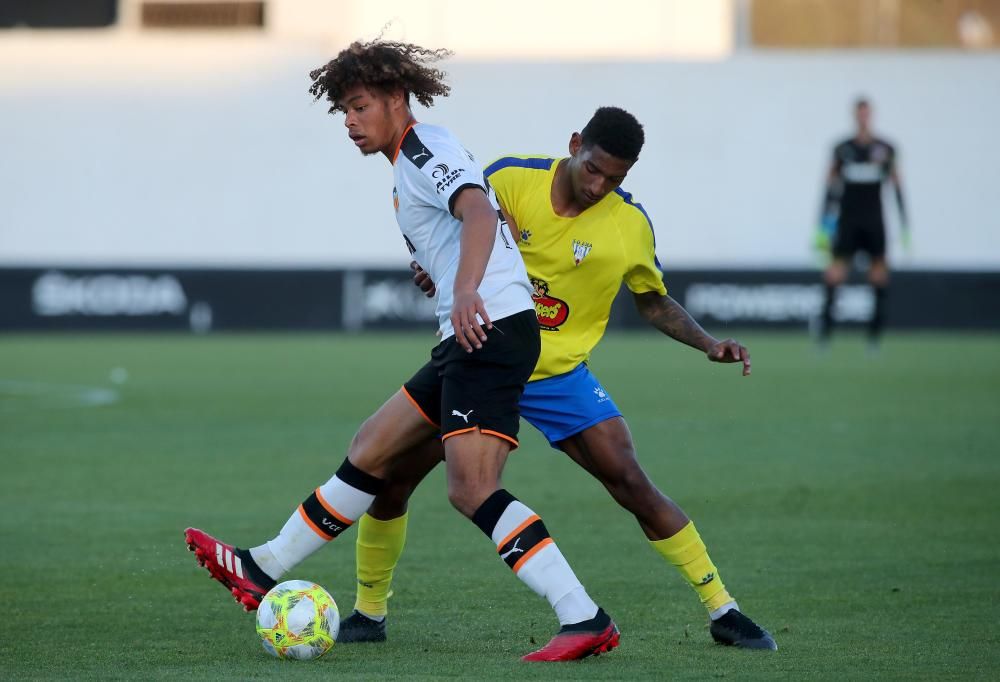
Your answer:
[402,309,540,447]
[834,221,886,259]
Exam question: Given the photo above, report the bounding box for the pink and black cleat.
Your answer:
[183,528,275,611]
[522,608,620,662]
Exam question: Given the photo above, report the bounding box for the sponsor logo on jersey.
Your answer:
[572,239,593,266]
[400,129,434,168]
[434,167,465,194]
[842,162,883,183]
[531,278,569,330]
[392,186,399,212]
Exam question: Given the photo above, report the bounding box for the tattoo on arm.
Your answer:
[634,292,715,352]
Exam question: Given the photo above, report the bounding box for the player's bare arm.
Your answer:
[500,202,520,243]
[451,187,498,352]
[633,291,751,376]
[890,169,909,236]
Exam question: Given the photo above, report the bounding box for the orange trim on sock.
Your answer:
[298,505,334,541]
[401,386,439,428]
[313,487,353,526]
[498,514,541,550]
[481,429,518,448]
[441,426,477,441]
[513,537,554,573]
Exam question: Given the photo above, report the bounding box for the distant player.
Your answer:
[338,107,777,651]
[816,97,909,348]
[184,39,620,662]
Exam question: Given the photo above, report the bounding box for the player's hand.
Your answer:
[813,228,831,253]
[814,214,837,253]
[409,261,436,298]
[451,288,492,353]
[707,339,751,376]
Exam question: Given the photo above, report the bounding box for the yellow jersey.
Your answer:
[485,155,667,381]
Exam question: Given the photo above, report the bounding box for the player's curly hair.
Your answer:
[308,38,453,113]
[580,107,645,162]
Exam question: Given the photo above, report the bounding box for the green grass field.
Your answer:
[2,331,998,680]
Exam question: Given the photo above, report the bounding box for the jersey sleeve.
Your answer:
[484,161,522,221]
[622,209,667,296]
[403,132,486,217]
[831,142,845,173]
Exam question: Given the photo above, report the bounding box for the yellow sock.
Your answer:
[354,512,408,617]
[649,521,734,614]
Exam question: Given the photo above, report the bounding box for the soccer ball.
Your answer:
[255,580,340,660]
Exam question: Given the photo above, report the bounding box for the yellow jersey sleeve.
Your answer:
[484,155,544,222]
[619,200,667,296]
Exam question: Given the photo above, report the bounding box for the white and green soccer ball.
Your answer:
[255,580,339,660]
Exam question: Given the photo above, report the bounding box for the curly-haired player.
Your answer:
[184,38,620,662]
[338,107,778,651]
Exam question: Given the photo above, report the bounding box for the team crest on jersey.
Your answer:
[520,229,532,244]
[392,186,399,212]
[531,278,569,330]
[572,239,593,266]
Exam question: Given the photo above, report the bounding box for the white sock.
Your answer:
[553,586,600,626]
[251,467,377,578]
[709,600,739,621]
[249,544,288,581]
[489,498,599,625]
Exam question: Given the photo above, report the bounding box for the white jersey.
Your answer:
[392,122,533,339]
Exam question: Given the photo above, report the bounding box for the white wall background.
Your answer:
[1,37,998,269]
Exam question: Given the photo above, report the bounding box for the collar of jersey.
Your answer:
[391,121,418,165]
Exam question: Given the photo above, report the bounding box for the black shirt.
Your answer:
[832,137,896,226]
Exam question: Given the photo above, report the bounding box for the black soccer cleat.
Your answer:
[709,610,778,650]
[337,610,387,643]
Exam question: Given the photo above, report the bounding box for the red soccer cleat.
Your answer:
[184,527,275,611]
[522,608,620,662]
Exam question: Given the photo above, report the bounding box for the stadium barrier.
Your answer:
[1,267,998,332]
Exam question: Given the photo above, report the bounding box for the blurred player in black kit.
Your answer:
[816,97,909,349]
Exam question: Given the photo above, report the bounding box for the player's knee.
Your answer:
[592,443,654,499]
[607,464,656,505]
[445,467,498,518]
[446,485,484,519]
[346,420,371,459]
[824,268,846,286]
[869,267,890,287]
